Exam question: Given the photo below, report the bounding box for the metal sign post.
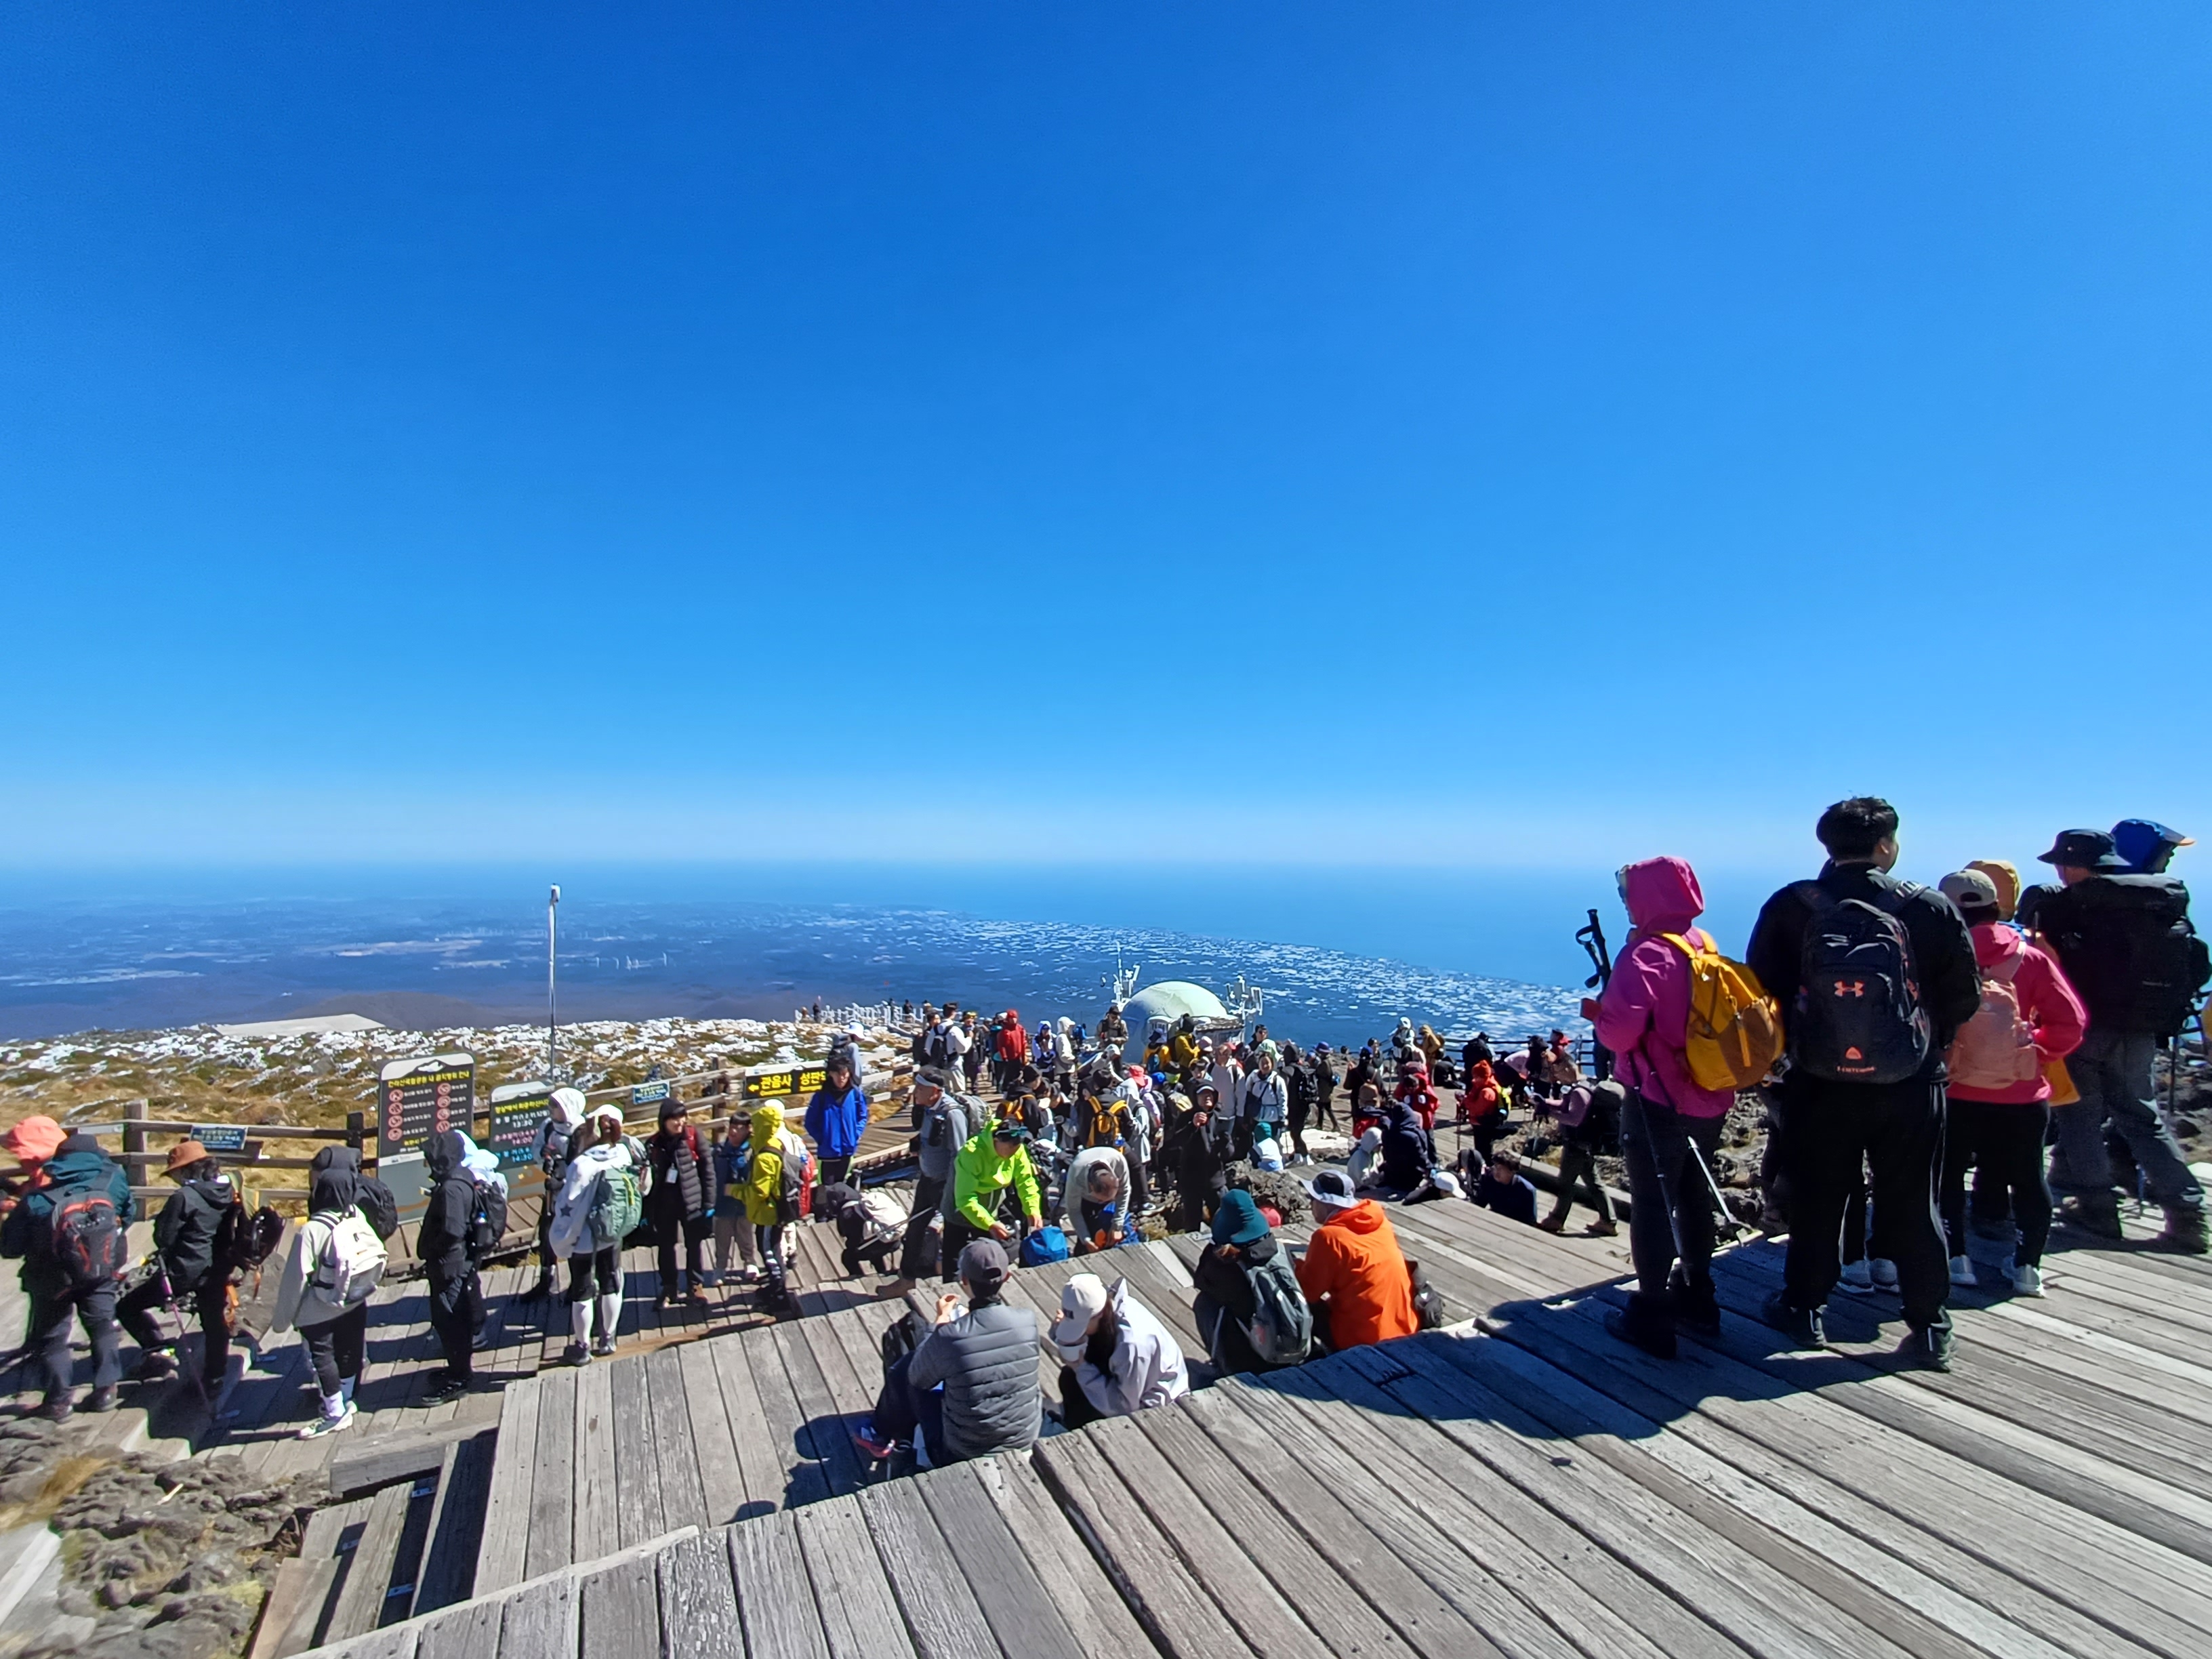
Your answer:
[548,883,561,1080]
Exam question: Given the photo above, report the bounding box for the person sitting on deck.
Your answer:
[1193,1189,1312,1375]
[1050,1271,1189,1429]
[1295,1169,1417,1352]
[855,1240,1040,1465]
[1471,1151,1540,1225]
[942,1120,1044,1282]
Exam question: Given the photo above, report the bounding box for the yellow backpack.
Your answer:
[1661,934,1784,1091]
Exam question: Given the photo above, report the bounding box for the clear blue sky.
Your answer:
[3,5,2206,882]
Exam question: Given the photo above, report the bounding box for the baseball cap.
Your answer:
[956,1238,1009,1296]
[1305,1168,1359,1210]
[1938,869,2002,916]
[2035,829,2129,871]
[1051,1273,1110,1351]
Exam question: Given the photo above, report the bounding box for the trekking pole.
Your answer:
[1684,1139,1744,1243]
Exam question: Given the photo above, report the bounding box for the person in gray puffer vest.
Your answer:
[899,1069,972,1280]
[853,1238,1039,1465]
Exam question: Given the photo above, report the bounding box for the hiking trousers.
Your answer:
[303,1303,369,1399]
[2048,1029,2203,1214]
[30,1279,121,1402]
[901,1175,947,1279]
[1780,1073,1952,1334]
[655,1214,709,1295]
[428,1269,479,1385]
[1943,1100,2053,1269]
[1545,1141,1616,1229]
[1619,1093,1724,1303]
[118,1273,229,1388]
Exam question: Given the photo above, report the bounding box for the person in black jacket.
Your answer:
[1176,1088,1227,1231]
[2032,827,2209,1251]
[646,1103,713,1309]
[117,1139,239,1392]
[1744,798,1980,1370]
[418,1129,480,1403]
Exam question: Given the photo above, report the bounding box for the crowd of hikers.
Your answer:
[0,798,2198,1437]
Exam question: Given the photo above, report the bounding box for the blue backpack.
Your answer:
[1021,1226,1071,1267]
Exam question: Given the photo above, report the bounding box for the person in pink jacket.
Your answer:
[1936,869,2087,1298]
[1586,855,1739,1358]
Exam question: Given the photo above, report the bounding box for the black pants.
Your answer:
[1313,1091,1339,1132]
[941,1192,1008,1283]
[1545,1140,1616,1227]
[901,1174,946,1279]
[118,1274,230,1387]
[1942,1099,2053,1269]
[1287,1106,1309,1159]
[567,1246,621,1301]
[535,1202,559,1282]
[1057,1364,1108,1429]
[1619,1092,1724,1302]
[428,1271,480,1384]
[816,1156,853,1206]
[29,1280,121,1402]
[1781,1074,1951,1333]
[655,1214,709,1294]
[842,1235,900,1275]
[870,1351,949,1463]
[304,1303,369,1400]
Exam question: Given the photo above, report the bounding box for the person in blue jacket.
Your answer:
[804,1052,871,1199]
[0,1119,136,1420]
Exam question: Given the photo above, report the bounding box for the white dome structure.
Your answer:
[1121,979,1243,1040]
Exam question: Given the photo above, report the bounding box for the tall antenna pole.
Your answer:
[548,884,561,1078]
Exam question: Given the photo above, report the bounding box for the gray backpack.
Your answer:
[1242,1249,1313,1366]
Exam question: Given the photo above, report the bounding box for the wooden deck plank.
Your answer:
[855,1479,1004,1659]
[495,1572,577,1659]
[917,1460,1089,1659]
[646,1345,712,1532]
[415,1430,495,1615]
[324,1479,413,1643]
[657,1528,745,1659]
[678,1337,747,1526]
[773,1318,868,1496]
[576,1554,659,1659]
[746,1326,833,1510]
[412,1593,502,1659]
[792,1496,922,1659]
[710,1326,786,1519]
[609,1353,667,1549]
[525,1364,581,1580]
[729,1510,836,1659]
[967,1454,1156,1659]
[473,1376,540,1595]
[572,1355,619,1563]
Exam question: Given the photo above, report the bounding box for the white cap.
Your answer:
[1051,1273,1110,1352]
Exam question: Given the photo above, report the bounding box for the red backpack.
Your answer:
[49,1185,123,1290]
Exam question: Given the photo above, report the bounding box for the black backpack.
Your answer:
[2040,876,2210,1038]
[1790,883,1931,1085]
[469,1182,509,1262]
[47,1180,123,1291]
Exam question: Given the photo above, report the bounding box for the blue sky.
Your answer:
[3,5,2207,886]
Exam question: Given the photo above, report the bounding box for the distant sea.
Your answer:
[0,863,1776,1045]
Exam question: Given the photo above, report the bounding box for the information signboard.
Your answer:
[377,1052,476,1160]
[190,1125,249,1154]
[739,1063,827,1101]
[630,1080,670,1108]
[487,1082,552,1168]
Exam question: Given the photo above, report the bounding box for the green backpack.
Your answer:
[588,1155,644,1250]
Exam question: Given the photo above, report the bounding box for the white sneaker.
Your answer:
[2012,1263,2047,1298]
[1837,1260,1875,1294]
[1948,1254,1977,1287]
[298,1402,357,1439]
[1869,1258,1900,1290]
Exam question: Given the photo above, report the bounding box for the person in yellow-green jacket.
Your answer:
[941,1121,1044,1283]
[743,1104,799,1312]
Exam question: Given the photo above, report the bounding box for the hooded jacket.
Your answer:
[0,1134,136,1296]
[1593,857,1737,1118]
[743,1105,790,1228]
[1949,924,2087,1104]
[1296,1200,1417,1349]
[535,1090,585,1179]
[1376,1097,1435,1192]
[951,1128,1043,1232]
[270,1154,373,1332]
[417,1128,476,1284]
[905,1293,1042,1461]
[1067,1278,1189,1418]
[912,1089,972,1184]
[155,1173,235,1293]
[802,1082,870,1161]
[549,1128,649,1258]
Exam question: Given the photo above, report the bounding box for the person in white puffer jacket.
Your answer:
[548,1109,651,1364]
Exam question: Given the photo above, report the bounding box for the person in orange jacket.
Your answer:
[1293,1169,1417,1351]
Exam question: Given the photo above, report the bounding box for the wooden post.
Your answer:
[123,1097,149,1191]
[348,1110,368,1176]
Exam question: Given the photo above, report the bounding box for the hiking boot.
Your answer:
[1760,1292,1826,1350]
[590,1334,617,1357]
[422,1377,470,1406]
[33,1396,72,1425]
[87,1386,119,1414]
[2057,1195,2124,1240]
[523,1275,555,1301]
[1582,1218,1620,1238]
[1868,1257,1900,1290]
[684,1288,710,1310]
[1669,1281,1721,1339]
[653,1292,673,1313]
[1948,1254,1978,1288]
[1897,1324,1954,1373]
[134,1351,178,1382]
[1836,1260,1875,1294]
[1536,1214,1567,1234]
[2011,1262,2047,1298]
[2152,1207,2211,1256]
[1603,1293,1677,1359]
[562,1341,591,1366]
